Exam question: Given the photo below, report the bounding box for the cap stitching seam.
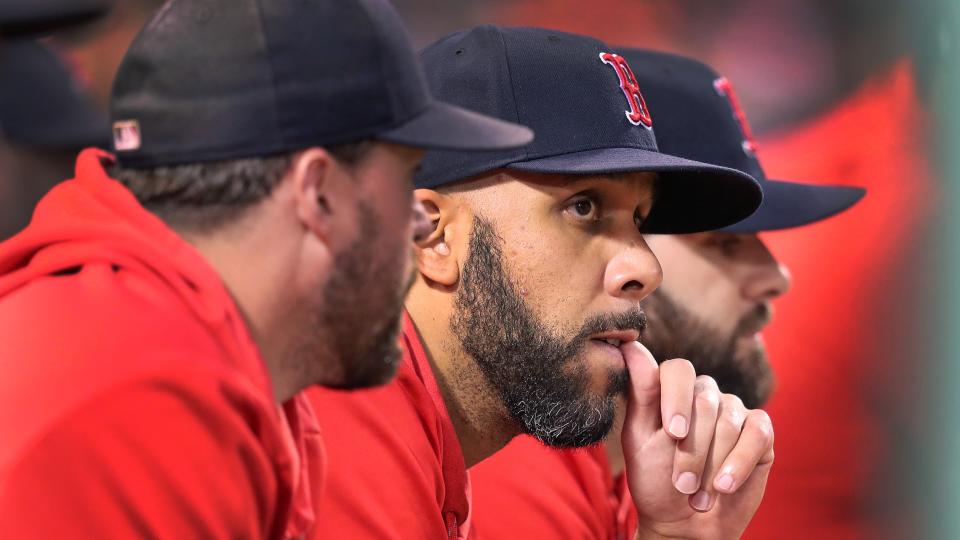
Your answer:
[354,0,397,126]
[496,28,527,162]
[251,0,285,149]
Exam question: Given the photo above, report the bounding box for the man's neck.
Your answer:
[183,224,305,403]
[405,292,517,467]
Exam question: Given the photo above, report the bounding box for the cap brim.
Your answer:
[0,0,109,37]
[379,100,533,151]
[506,147,762,234]
[721,179,865,233]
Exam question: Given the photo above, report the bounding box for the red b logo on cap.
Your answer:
[600,52,653,129]
[713,77,758,156]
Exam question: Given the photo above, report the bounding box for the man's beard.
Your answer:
[450,216,646,448]
[307,200,412,390]
[640,291,774,409]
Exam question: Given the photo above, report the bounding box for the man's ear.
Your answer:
[414,188,460,287]
[290,148,336,242]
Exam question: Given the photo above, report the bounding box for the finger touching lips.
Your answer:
[620,341,661,437]
[659,358,697,440]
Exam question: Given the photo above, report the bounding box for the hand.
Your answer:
[619,342,774,540]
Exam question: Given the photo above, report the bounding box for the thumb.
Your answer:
[621,341,662,440]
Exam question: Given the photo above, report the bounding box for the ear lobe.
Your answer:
[416,238,460,287]
[413,189,460,287]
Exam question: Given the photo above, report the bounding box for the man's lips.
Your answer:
[588,329,641,348]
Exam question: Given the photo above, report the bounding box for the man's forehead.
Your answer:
[441,169,658,211]
[479,170,658,194]
[557,171,658,184]
[652,231,767,262]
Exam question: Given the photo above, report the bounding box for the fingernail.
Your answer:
[691,490,711,511]
[675,472,699,494]
[668,415,688,437]
[715,473,735,493]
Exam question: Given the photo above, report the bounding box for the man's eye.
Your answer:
[707,234,742,255]
[567,198,599,220]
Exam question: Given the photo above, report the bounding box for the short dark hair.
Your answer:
[111,139,373,231]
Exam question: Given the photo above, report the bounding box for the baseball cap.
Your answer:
[620,48,865,232]
[110,0,533,169]
[415,26,762,234]
[0,0,109,38]
[0,40,108,149]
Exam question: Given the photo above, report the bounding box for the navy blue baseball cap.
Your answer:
[620,49,865,232]
[109,0,533,169]
[0,0,109,37]
[415,26,762,234]
[0,40,108,149]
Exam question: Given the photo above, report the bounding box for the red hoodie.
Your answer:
[0,149,323,539]
[306,313,471,540]
[470,437,635,540]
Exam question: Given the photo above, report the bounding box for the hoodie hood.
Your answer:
[0,148,271,393]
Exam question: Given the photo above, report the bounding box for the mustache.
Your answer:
[736,303,772,336]
[575,308,647,341]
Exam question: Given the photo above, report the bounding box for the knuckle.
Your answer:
[717,394,746,428]
[720,407,745,430]
[694,375,720,393]
[721,392,745,411]
[695,388,721,411]
[748,410,775,441]
[750,408,773,427]
[664,358,696,376]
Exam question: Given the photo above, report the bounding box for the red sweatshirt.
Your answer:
[307,314,471,539]
[0,149,323,539]
[470,436,636,540]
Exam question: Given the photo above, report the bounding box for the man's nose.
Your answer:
[603,241,663,302]
[742,239,792,302]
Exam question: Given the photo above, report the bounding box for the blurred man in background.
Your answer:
[0,0,107,38]
[0,40,108,238]
[44,0,164,113]
[0,0,111,238]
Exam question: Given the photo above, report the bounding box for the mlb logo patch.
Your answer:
[112,120,141,152]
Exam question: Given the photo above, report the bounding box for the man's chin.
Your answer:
[530,409,617,449]
[328,335,404,390]
[729,344,774,408]
[520,387,623,448]
[734,338,768,369]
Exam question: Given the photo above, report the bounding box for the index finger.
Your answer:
[620,340,661,438]
[658,358,697,440]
